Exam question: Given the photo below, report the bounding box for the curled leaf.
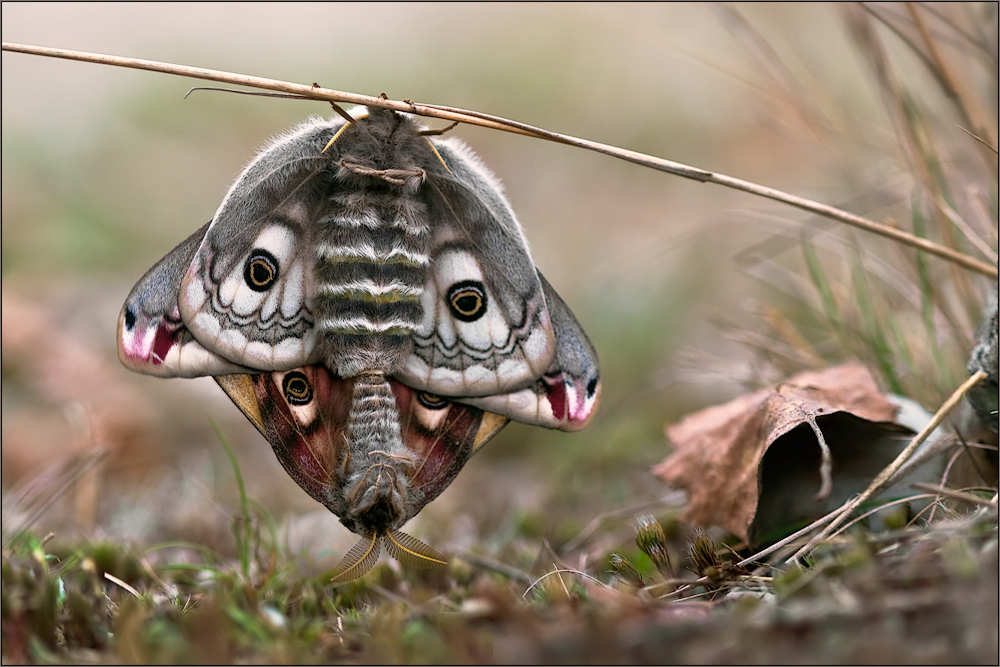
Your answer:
[653,363,913,544]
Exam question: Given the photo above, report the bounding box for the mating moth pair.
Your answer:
[118,106,600,580]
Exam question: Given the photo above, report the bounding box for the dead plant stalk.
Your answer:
[2,41,995,279]
[789,369,989,561]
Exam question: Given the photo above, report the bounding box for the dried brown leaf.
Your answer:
[653,363,912,542]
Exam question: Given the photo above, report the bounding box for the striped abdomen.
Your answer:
[314,188,430,378]
[314,186,430,535]
[338,373,415,535]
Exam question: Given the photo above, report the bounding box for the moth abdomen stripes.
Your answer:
[313,191,430,370]
[340,373,413,534]
[316,242,430,268]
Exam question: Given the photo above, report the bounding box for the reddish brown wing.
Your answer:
[214,367,509,528]
[390,382,508,513]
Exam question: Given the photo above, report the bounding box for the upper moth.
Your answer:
[118,107,601,579]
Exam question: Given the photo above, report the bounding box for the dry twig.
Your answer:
[788,370,988,561]
[2,41,994,279]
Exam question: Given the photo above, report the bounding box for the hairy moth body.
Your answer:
[118,106,602,576]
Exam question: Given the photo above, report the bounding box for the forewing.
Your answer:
[118,222,256,377]
[458,272,601,431]
[398,138,556,397]
[179,118,349,371]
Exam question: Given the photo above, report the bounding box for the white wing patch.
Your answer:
[179,223,318,371]
[117,310,254,378]
[399,248,555,397]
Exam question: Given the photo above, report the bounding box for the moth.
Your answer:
[118,107,601,579]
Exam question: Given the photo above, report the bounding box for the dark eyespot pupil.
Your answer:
[124,308,136,330]
[455,294,479,313]
[586,377,598,398]
[446,281,487,322]
[244,249,279,292]
[282,371,313,405]
[416,392,448,410]
[251,261,272,283]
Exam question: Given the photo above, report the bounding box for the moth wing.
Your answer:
[179,117,349,371]
[218,365,353,517]
[215,365,509,534]
[457,272,601,431]
[397,137,556,397]
[118,222,256,377]
[391,382,509,518]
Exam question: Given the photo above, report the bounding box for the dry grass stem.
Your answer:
[906,2,999,166]
[830,493,940,539]
[2,41,994,279]
[560,498,678,554]
[521,569,613,599]
[2,448,107,549]
[456,551,534,585]
[104,572,142,599]
[788,370,989,561]
[910,483,999,507]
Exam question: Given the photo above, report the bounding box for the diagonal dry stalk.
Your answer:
[906,2,998,171]
[2,41,995,279]
[720,370,989,570]
[787,369,988,562]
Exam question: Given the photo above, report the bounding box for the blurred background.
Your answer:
[3,3,996,569]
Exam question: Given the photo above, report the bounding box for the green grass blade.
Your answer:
[801,234,842,335]
[211,419,252,582]
[851,256,902,394]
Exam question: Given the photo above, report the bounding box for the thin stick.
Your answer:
[788,370,988,561]
[521,568,614,599]
[910,483,998,507]
[104,572,142,598]
[733,510,841,570]
[456,550,534,585]
[828,493,939,539]
[3,41,995,279]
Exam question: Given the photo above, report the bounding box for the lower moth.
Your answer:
[118,106,601,579]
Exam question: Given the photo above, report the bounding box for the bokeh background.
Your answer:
[3,3,996,570]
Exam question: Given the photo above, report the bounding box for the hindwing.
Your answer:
[215,366,510,524]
